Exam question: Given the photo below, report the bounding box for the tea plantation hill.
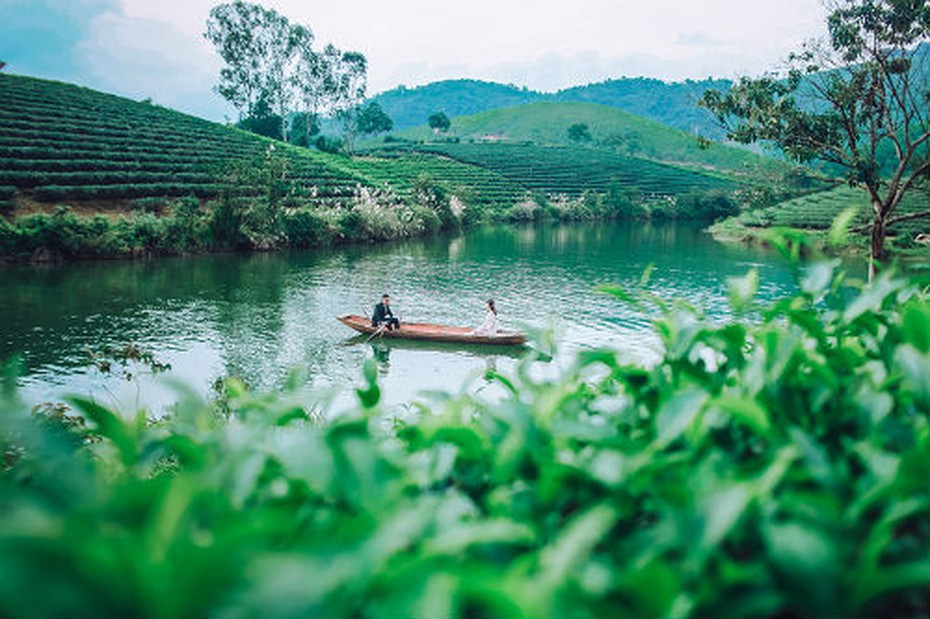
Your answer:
[0,73,527,217]
[376,102,785,190]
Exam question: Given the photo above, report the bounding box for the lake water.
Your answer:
[1,222,800,414]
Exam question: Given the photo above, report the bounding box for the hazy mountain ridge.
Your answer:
[371,77,732,138]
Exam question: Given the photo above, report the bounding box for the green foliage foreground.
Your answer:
[2,263,929,618]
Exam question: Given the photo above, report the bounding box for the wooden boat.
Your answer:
[337,314,527,346]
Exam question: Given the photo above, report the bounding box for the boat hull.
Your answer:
[337,314,526,346]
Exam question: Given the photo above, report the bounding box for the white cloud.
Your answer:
[115,0,829,96]
[76,9,233,119]
[3,0,831,118]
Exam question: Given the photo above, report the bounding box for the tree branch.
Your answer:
[886,208,930,227]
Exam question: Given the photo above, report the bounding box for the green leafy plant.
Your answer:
[2,258,928,617]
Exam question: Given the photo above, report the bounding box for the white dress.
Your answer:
[472,309,500,336]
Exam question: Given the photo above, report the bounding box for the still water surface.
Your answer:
[1,222,799,412]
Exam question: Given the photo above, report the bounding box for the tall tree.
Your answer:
[205,1,306,142]
[701,0,930,279]
[292,35,328,147]
[204,1,270,117]
[332,50,368,152]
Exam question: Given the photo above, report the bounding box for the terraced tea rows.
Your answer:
[738,185,929,244]
[0,75,528,214]
[374,142,736,197]
[0,75,372,207]
[338,151,525,208]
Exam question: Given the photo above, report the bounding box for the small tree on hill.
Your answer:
[356,102,393,137]
[701,0,930,279]
[567,123,592,143]
[428,112,451,134]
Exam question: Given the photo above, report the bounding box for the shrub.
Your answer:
[130,197,169,214]
[207,194,247,249]
[315,135,344,154]
[678,189,739,221]
[413,174,459,230]
[506,194,544,222]
[164,197,208,252]
[408,204,442,235]
[282,208,336,247]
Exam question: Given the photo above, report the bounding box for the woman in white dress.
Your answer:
[472,299,499,336]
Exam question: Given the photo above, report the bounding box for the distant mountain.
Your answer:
[554,77,731,139]
[371,77,732,138]
[371,80,542,131]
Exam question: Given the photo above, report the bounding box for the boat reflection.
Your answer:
[342,334,528,360]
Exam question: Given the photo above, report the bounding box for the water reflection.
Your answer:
[1,221,802,411]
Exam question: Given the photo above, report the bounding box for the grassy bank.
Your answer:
[2,260,928,617]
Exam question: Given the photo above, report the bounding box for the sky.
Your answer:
[0,0,829,121]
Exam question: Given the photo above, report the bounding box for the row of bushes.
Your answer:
[32,183,221,202]
[0,136,259,156]
[0,157,223,172]
[0,171,214,188]
[1,261,927,617]
[0,119,229,142]
[0,146,254,163]
[501,188,737,223]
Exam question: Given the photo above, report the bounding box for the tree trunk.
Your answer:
[869,206,886,282]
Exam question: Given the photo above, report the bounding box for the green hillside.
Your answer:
[0,74,532,212]
[0,74,776,259]
[0,74,357,207]
[390,102,781,176]
[0,74,543,257]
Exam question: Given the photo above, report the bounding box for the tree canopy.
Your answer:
[356,102,393,136]
[428,111,451,133]
[204,1,367,149]
[567,122,593,143]
[701,0,930,277]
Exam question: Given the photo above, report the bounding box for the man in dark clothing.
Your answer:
[371,293,400,330]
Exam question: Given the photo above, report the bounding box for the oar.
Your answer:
[366,323,387,343]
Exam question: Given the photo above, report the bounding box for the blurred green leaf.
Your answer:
[712,395,772,436]
[902,303,930,353]
[67,396,136,467]
[827,206,859,248]
[727,269,759,313]
[656,389,708,447]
